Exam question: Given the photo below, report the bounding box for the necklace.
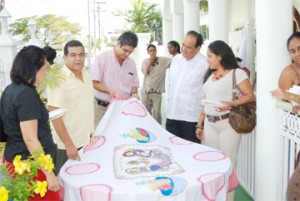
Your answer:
[212,70,226,80]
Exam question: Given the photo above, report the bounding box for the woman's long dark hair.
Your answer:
[10,46,46,85]
[204,40,239,83]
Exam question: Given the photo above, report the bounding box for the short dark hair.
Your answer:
[43,46,57,65]
[10,46,47,85]
[186,30,204,47]
[64,40,85,56]
[118,31,138,48]
[287,32,300,50]
[168,40,181,54]
[147,44,156,52]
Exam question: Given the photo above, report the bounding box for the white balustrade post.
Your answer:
[26,18,42,47]
[0,7,17,89]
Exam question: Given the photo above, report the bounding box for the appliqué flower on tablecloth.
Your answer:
[119,127,157,143]
[0,149,54,201]
[147,176,187,196]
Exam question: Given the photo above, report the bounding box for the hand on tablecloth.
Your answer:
[131,93,140,100]
[66,144,81,161]
[108,90,116,99]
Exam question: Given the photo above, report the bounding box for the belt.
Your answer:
[206,113,229,123]
[147,89,160,94]
[96,99,110,107]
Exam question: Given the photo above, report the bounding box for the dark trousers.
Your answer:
[166,118,200,144]
[55,146,82,175]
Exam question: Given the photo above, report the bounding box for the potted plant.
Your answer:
[0,149,54,201]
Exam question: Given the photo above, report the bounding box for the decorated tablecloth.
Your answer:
[59,98,239,201]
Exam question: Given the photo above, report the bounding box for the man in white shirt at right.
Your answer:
[166,30,209,143]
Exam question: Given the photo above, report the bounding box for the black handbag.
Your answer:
[228,69,256,133]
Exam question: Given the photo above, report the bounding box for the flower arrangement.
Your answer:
[0,149,54,201]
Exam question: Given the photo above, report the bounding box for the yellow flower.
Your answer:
[44,159,54,172]
[25,161,31,173]
[12,155,21,165]
[14,161,27,175]
[38,153,54,172]
[0,186,9,201]
[34,181,48,197]
[12,155,31,175]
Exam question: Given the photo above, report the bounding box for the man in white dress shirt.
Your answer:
[166,31,209,143]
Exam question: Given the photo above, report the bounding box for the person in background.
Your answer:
[47,40,94,173]
[271,32,300,200]
[278,32,300,90]
[141,44,171,124]
[271,32,300,113]
[196,40,254,201]
[91,31,139,127]
[286,153,300,201]
[0,46,60,200]
[167,40,181,57]
[166,31,209,143]
[43,46,57,65]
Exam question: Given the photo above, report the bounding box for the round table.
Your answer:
[59,99,238,201]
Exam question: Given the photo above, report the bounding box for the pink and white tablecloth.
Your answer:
[59,98,239,201]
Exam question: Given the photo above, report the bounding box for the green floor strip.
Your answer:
[234,185,254,201]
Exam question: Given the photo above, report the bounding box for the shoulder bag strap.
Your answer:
[232,69,239,100]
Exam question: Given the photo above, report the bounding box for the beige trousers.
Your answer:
[141,92,162,124]
[203,117,241,201]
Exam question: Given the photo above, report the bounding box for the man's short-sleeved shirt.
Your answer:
[47,65,94,149]
[1,83,56,162]
[91,48,139,101]
[167,53,209,122]
[141,57,171,93]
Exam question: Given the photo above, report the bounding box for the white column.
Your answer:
[183,0,199,34]
[255,0,292,200]
[208,0,228,42]
[170,0,184,42]
[0,35,17,88]
[163,0,173,56]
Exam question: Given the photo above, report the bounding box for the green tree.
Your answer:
[9,15,81,47]
[116,0,162,42]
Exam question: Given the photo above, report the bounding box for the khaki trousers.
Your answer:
[141,92,162,124]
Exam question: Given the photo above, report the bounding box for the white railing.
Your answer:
[279,109,300,200]
[237,129,256,199]
[237,101,300,201]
